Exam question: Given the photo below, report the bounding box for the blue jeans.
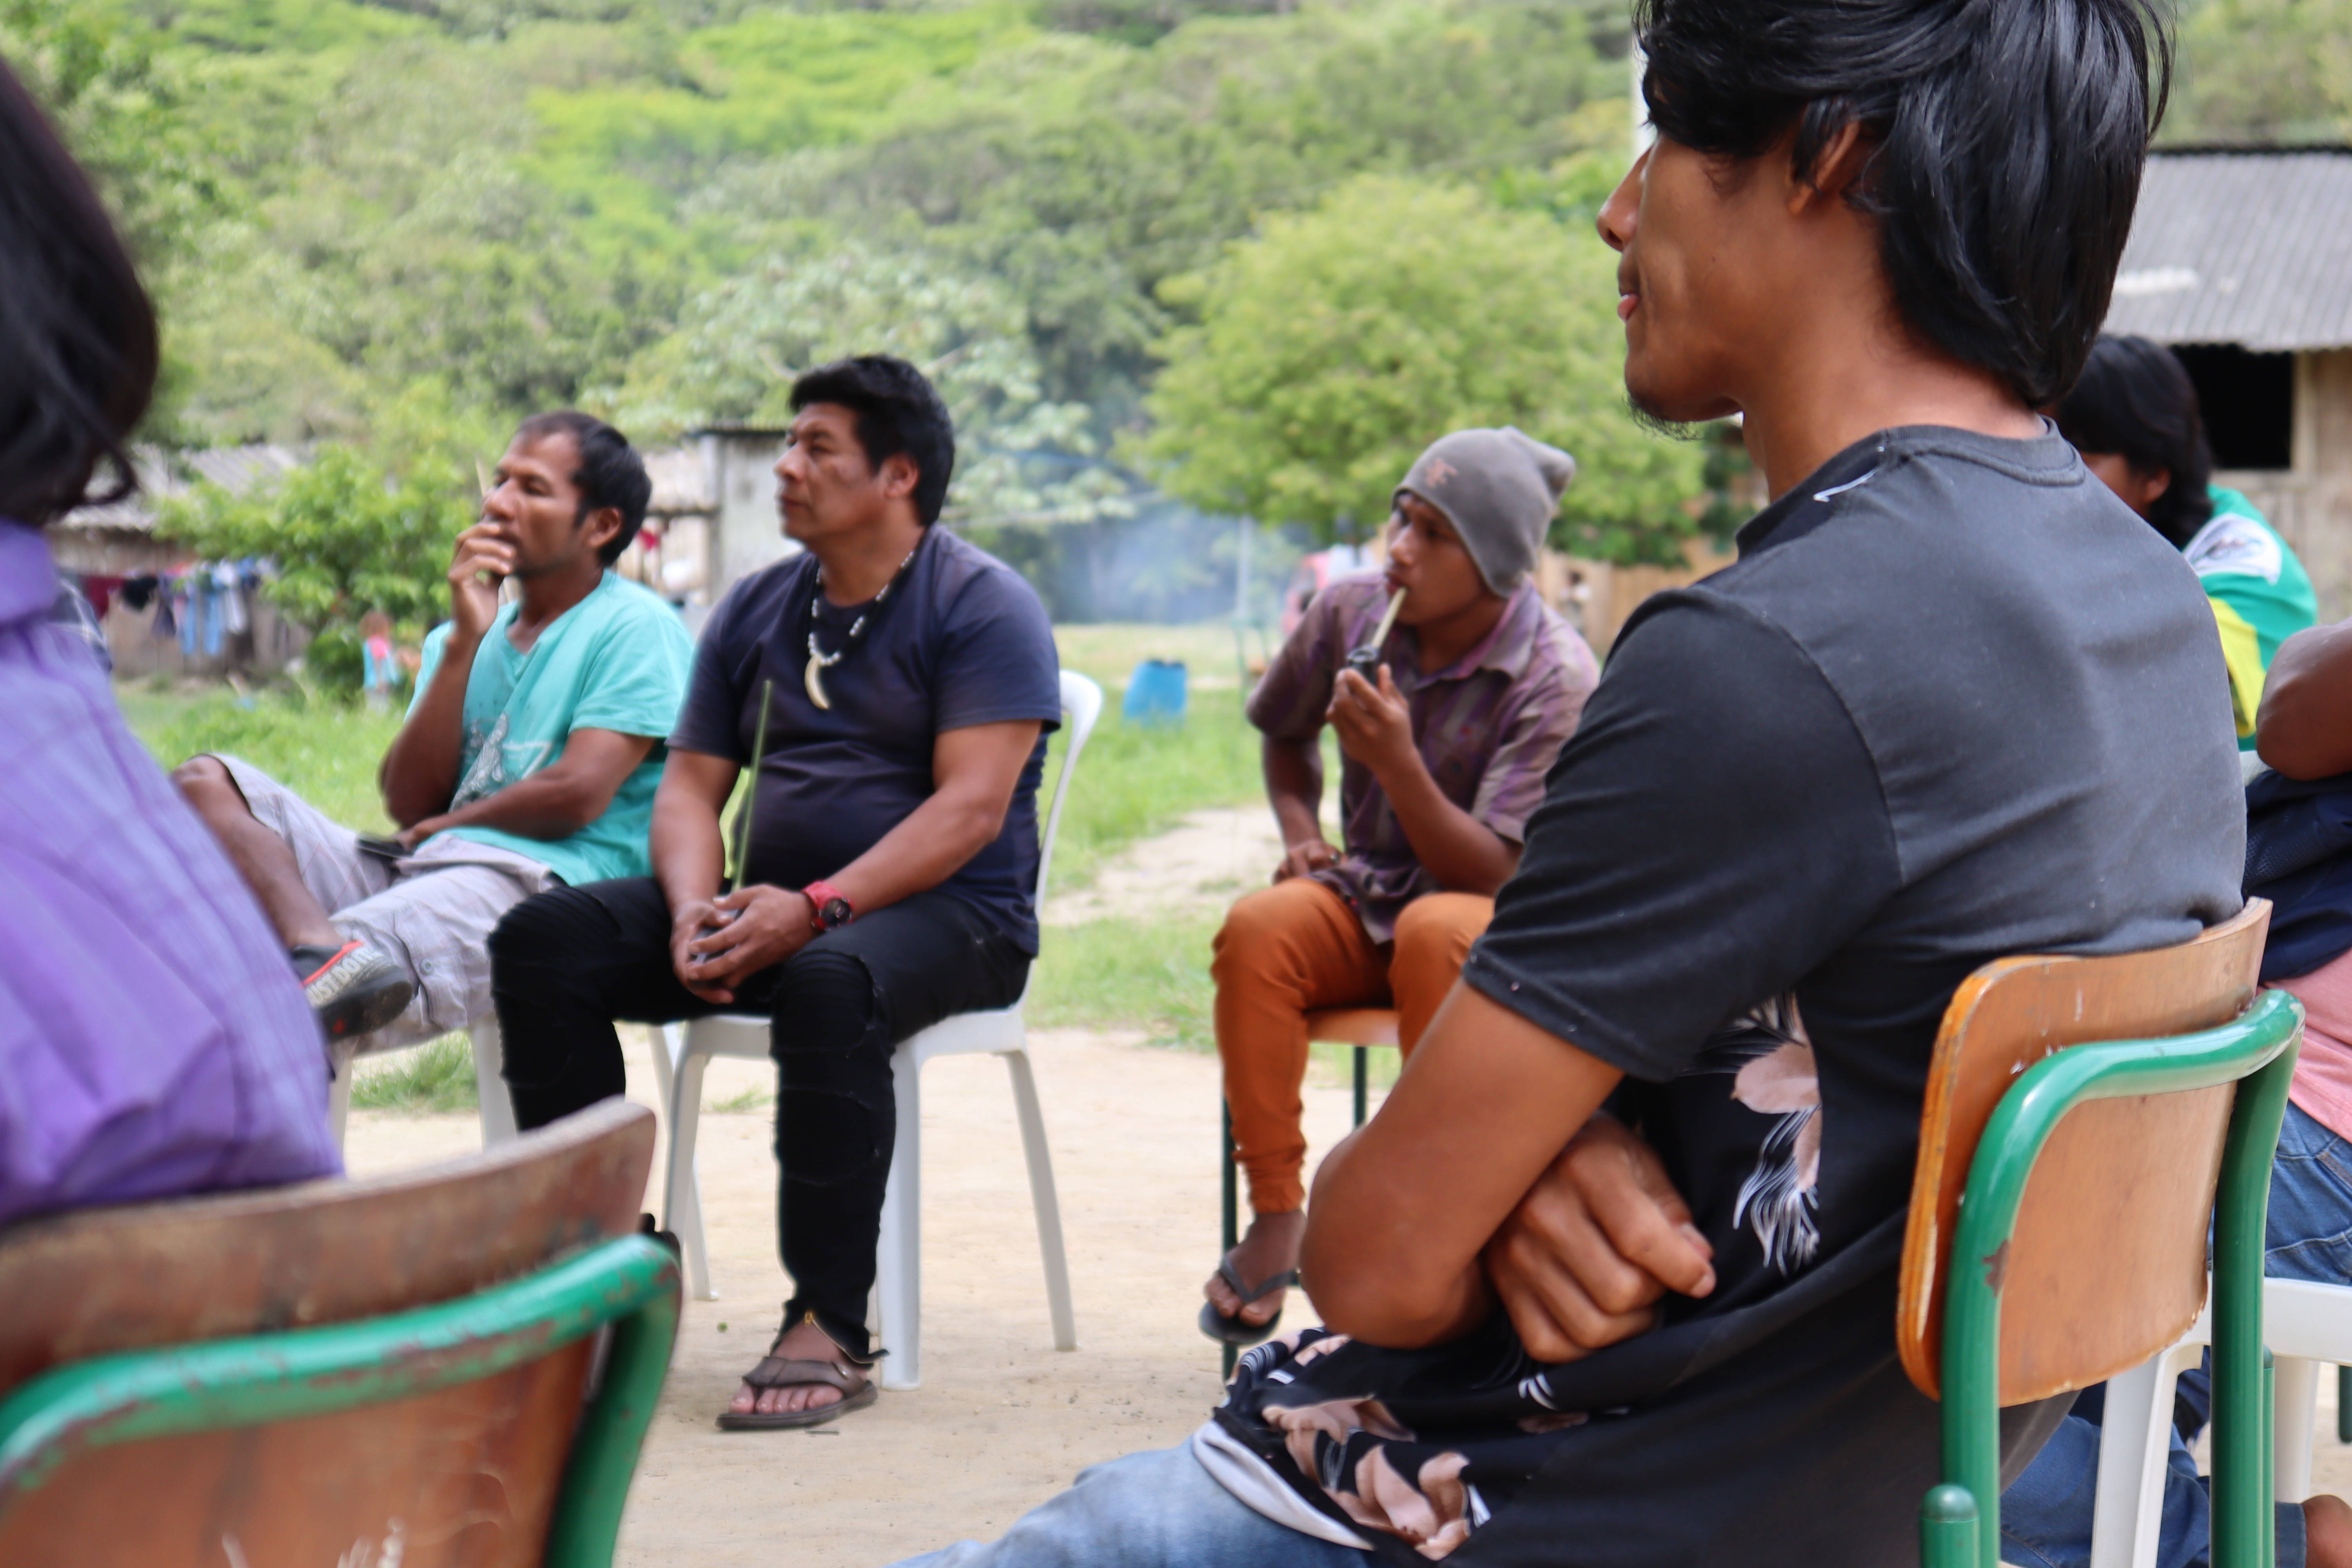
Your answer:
[888,1444,1374,1568]
[2000,1102,2352,1568]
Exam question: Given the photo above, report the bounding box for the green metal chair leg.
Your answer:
[547,1254,685,1567]
[2264,1351,2279,1568]
[1931,991,2301,1568]
[1921,1483,1979,1568]
[1352,1045,1368,1128]
[2215,1043,2298,1568]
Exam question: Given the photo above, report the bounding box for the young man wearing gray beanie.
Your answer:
[1199,425,1600,1347]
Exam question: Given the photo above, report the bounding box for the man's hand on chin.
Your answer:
[1481,1115,1717,1363]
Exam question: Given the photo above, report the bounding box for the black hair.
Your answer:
[1635,0,2169,409]
[2054,334,2216,548]
[788,355,956,526]
[515,410,651,567]
[0,58,158,527]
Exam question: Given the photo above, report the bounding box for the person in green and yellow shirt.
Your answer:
[2056,334,2316,748]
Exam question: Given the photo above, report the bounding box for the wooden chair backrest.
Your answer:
[0,1099,653,1568]
[1896,902,2269,1403]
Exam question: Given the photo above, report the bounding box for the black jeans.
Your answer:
[487,877,1030,1358]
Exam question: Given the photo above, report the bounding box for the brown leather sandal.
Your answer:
[715,1314,879,1431]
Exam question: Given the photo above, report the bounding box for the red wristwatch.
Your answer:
[804,880,854,932]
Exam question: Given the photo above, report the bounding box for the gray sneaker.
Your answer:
[290,938,414,1041]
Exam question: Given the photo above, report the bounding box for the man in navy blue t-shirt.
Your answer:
[489,356,1062,1431]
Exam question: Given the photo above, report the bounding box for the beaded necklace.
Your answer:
[802,538,923,711]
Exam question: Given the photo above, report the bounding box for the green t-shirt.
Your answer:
[410,572,694,886]
[2187,485,2316,665]
[2185,485,2317,750]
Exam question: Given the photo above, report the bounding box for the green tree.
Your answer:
[2173,0,2352,142]
[160,382,500,683]
[711,0,1629,425]
[1140,173,1708,564]
[1,0,220,272]
[163,446,468,634]
[602,240,1131,526]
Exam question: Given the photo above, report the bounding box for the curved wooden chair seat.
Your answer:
[1904,901,2303,1568]
[0,1100,662,1568]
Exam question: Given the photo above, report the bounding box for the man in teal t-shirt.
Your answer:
[409,566,688,889]
[173,412,693,1051]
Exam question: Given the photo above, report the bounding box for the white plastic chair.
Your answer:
[331,1014,537,1151]
[658,669,1102,1390]
[324,968,695,1216]
[2091,1276,2352,1566]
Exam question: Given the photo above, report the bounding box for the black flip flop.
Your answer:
[1198,1254,1300,1347]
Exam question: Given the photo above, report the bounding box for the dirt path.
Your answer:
[341,1026,1375,1568]
[1040,795,1348,928]
[1042,805,1278,927]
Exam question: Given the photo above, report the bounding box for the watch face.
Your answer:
[820,897,854,929]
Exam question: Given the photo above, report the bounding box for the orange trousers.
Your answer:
[1210,877,1492,1214]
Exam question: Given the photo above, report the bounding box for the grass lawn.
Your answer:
[113,622,1279,1104]
[1051,622,1265,693]
[117,683,407,833]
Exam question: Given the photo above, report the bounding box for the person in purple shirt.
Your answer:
[0,58,340,1227]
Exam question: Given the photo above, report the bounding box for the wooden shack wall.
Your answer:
[2223,349,2352,623]
[1546,538,1738,655]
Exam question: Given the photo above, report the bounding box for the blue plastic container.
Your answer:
[1123,659,1189,727]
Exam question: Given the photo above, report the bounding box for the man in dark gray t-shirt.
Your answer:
[492,356,1062,1435]
[875,1,2250,1565]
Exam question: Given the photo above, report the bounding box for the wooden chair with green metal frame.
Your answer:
[0,1098,677,1568]
[1901,899,2302,1568]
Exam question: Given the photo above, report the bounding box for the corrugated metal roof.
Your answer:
[183,444,301,494]
[53,443,302,533]
[2106,147,2352,352]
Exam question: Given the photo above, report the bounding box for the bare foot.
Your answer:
[1205,1210,1307,1329]
[726,1316,865,1419]
[2305,1494,2352,1568]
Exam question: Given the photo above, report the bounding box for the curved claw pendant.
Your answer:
[804,653,832,711]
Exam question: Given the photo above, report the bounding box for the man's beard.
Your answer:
[1622,393,1713,443]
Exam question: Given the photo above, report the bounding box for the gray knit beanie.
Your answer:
[1396,427,1576,595]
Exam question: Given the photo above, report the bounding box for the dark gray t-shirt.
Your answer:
[1217,424,2246,1567]
[670,527,1062,952]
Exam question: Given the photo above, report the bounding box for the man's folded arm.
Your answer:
[400,727,657,844]
[1304,594,1898,1351]
[379,628,475,826]
[2258,617,2352,779]
[1262,732,1331,874]
[652,748,736,913]
[829,718,1043,914]
[1371,729,1521,893]
[1300,981,1628,1347]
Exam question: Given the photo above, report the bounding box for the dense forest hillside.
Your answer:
[8,0,2345,581]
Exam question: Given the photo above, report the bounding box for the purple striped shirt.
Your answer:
[0,522,339,1227]
[1248,573,1599,942]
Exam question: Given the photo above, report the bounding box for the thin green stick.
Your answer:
[724,677,775,894]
